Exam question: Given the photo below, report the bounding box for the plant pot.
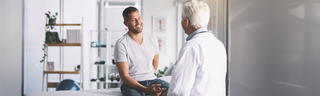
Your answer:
[48,18,56,25]
[45,31,61,43]
[45,32,55,43]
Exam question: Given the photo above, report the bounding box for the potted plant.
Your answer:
[44,11,60,43]
[41,11,59,63]
[45,11,58,30]
[154,66,168,78]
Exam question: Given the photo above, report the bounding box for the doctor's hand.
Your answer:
[145,84,166,96]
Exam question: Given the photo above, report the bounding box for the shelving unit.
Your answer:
[43,70,80,74]
[46,24,81,26]
[42,23,83,91]
[89,30,126,89]
[45,43,81,46]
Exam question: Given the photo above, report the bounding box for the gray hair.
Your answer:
[182,1,210,29]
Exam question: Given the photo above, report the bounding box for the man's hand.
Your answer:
[145,84,166,96]
[162,90,168,96]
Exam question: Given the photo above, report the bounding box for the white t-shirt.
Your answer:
[114,32,158,82]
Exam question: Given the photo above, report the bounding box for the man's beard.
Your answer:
[130,27,143,33]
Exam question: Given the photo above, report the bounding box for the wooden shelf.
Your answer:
[47,82,59,88]
[43,70,80,74]
[46,23,81,26]
[46,43,81,46]
[47,82,81,88]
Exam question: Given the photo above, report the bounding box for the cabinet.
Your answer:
[89,30,126,89]
[42,23,83,91]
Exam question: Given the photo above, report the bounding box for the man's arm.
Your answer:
[116,61,165,95]
[152,53,159,72]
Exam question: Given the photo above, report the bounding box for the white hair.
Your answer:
[182,1,210,29]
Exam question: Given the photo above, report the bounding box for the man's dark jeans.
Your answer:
[120,79,169,96]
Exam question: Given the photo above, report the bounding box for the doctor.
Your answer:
[163,1,227,96]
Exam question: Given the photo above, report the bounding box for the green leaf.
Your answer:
[45,14,50,18]
[159,70,164,74]
[55,12,58,16]
[48,11,51,14]
[164,66,168,72]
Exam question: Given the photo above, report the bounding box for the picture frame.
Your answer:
[153,16,167,34]
[47,62,54,70]
[155,36,166,54]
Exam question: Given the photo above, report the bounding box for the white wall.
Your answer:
[24,0,97,93]
[143,0,177,71]
[230,0,320,96]
[203,0,217,33]
[0,0,23,96]
[24,0,59,93]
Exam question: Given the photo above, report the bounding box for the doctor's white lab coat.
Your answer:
[167,32,227,96]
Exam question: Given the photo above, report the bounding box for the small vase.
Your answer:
[49,18,56,25]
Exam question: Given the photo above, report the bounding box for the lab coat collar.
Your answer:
[186,28,208,41]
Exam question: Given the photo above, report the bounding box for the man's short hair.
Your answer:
[182,1,210,29]
[122,6,139,21]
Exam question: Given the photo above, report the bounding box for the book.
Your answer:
[53,32,61,43]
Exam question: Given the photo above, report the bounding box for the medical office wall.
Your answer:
[0,0,23,96]
[143,0,178,71]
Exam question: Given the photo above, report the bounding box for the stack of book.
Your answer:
[66,29,81,43]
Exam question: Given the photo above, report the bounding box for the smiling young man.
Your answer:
[114,7,169,96]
